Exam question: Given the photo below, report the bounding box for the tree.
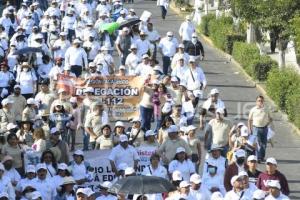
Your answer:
[230,0,300,68]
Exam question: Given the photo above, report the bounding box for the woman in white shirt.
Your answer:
[0,63,15,91]
[16,62,37,99]
[31,128,46,153]
[168,147,195,181]
[40,150,57,179]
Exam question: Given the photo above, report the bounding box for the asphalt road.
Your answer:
[76,0,300,198]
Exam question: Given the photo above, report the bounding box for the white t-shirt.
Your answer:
[108,144,140,169]
[16,70,37,94]
[168,159,195,181]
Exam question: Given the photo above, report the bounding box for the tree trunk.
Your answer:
[247,23,256,43]
[204,0,209,15]
[278,37,289,69]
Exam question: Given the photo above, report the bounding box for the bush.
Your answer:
[286,87,300,128]
[251,56,278,81]
[224,34,246,54]
[266,68,300,110]
[232,42,260,75]
[199,13,215,36]
[208,16,233,51]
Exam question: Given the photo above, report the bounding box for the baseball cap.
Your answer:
[1,155,13,163]
[124,167,135,175]
[70,97,77,103]
[247,155,258,162]
[50,127,59,134]
[216,108,224,115]
[119,65,126,70]
[167,125,178,133]
[153,65,163,73]
[73,39,81,44]
[142,54,149,59]
[252,190,266,199]
[234,149,246,158]
[27,98,36,105]
[122,27,129,32]
[172,170,182,181]
[31,191,42,200]
[36,163,47,171]
[89,62,96,68]
[185,15,191,20]
[145,130,156,137]
[210,88,219,95]
[120,10,125,14]
[58,88,67,94]
[176,147,186,154]
[58,163,68,170]
[230,175,240,186]
[238,171,248,178]
[100,181,112,189]
[179,181,190,188]
[119,134,128,142]
[240,126,249,136]
[267,180,281,189]
[266,157,277,165]
[190,174,201,184]
[209,144,223,152]
[84,188,95,197]
[171,76,179,82]
[237,122,246,127]
[0,192,8,198]
[73,150,84,156]
[130,44,137,49]
[189,57,195,63]
[63,176,76,185]
[178,43,184,48]
[1,98,13,106]
[186,125,197,132]
[26,165,36,173]
[76,188,88,195]
[131,116,141,122]
[166,31,173,36]
[115,121,125,127]
[192,32,197,38]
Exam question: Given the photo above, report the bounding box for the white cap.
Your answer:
[70,97,77,103]
[1,98,13,106]
[7,123,17,130]
[172,170,182,181]
[58,163,68,170]
[58,88,67,93]
[14,84,21,89]
[73,38,81,44]
[189,57,195,63]
[84,87,94,93]
[209,144,223,152]
[216,108,224,115]
[267,180,281,189]
[101,46,109,51]
[50,127,59,134]
[119,134,128,142]
[124,167,135,175]
[171,76,179,82]
[36,163,47,171]
[166,31,173,36]
[234,149,246,158]
[115,121,125,127]
[179,181,190,188]
[176,147,186,154]
[76,188,88,195]
[145,130,156,137]
[266,157,277,165]
[89,62,96,68]
[129,8,135,12]
[1,155,13,163]
[190,174,201,184]
[0,192,8,198]
[185,15,191,20]
[0,163,4,171]
[60,31,68,36]
[100,181,112,189]
[238,171,248,178]
[186,125,197,132]
[119,65,126,70]
[31,191,42,200]
[237,122,246,127]
[192,32,197,37]
[130,44,137,49]
[178,43,184,48]
[27,98,36,105]
[26,165,36,173]
[73,149,84,156]
[120,10,125,14]
[252,190,266,199]
[210,88,219,95]
[247,155,258,162]
[142,54,149,59]
[63,176,76,185]
[231,175,240,186]
[240,125,249,136]
[84,188,95,197]
[118,163,128,171]
[131,116,141,122]
[167,125,178,133]
[153,65,163,73]
[122,27,129,32]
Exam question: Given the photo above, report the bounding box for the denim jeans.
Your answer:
[162,56,171,75]
[71,65,83,77]
[140,106,153,131]
[83,131,90,151]
[160,6,167,19]
[253,126,268,160]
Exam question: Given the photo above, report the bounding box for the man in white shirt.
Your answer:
[116,10,127,24]
[32,163,56,200]
[93,46,115,75]
[146,23,160,60]
[96,181,117,200]
[2,155,21,188]
[125,44,140,75]
[157,0,169,19]
[135,54,154,78]
[64,39,88,77]
[135,31,153,58]
[168,181,196,200]
[179,15,195,47]
[224,175,245,200]
[171,43,189,69]
[96,0,111,18]
[239,171,257,199]
[83,34,101,62]
[190,174,210,200]
[171,55,189,81]
[0,163,15,200]
[109,135,139,176]
[52,32,71,60]
[61,9,76,42]
[158,31,178,75]
[265,180,290,200]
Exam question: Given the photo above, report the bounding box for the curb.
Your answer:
[169,5,300,136]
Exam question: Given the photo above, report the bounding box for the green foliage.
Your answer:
[208,16,234,51]
[232,42,276,80]
[199,13,215,36]
[266,68,300,110]
[292,15,300,65]
[224,34,246,54]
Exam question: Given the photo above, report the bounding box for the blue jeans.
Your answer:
[253,126,268,160]
[140,106,153,131]
[162,56,171,75]
[83,131,90,151]
[160,6,167,19]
